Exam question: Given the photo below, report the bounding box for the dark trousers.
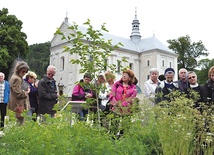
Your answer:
[0,103,7,128]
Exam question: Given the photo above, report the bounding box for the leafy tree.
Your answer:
[55,19,125,129]
[196,58,214,84]
[26,42,51,79]
[167,35,208,71]
[0,8,29,77]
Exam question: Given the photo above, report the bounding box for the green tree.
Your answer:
[0,8,29,77]
[196,58,214,84]
[26,42,51,79]
[167,35,208,71]
[55,19,125,129]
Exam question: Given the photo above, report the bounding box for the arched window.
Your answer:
[147,60,150,66]
[117,60,121,73]
[129,63,133,70]
[60,57,64,71]
[162,60,165,67]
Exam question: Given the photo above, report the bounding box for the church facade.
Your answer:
[50,12,178,97]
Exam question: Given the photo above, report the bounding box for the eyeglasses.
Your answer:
[122,73,129,77]
[188,76,195,79]
[21,70,27,74]
[47,73,55,76]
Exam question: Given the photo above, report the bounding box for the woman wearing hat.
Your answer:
[8,61,30,125]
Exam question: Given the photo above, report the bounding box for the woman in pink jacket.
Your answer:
[109,69,137,115]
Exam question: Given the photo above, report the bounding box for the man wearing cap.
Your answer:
[155,68,179,104]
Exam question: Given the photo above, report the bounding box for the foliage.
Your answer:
[26,42,51,79]
[167,35,208,71]
[55,19,123,75]
[196,58,214,84]
[2,19,212,154]
[54,19,127,128]
[0,8,29,77]
[1,93,214,154]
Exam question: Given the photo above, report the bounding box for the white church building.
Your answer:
[50,12,178,97]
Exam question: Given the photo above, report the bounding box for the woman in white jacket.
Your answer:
[144,68,160,103]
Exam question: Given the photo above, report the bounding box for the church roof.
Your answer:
[54,8,175,55]
[104,32,173,53]
[64,22,172,53]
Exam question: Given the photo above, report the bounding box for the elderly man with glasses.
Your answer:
[187,71,205,112]
[38,65,58,119]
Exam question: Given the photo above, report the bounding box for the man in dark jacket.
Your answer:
[155,68,179,104]
[38,65,58,118]
[174,68,188,94]
[187,71,205,111]
[204,66,214,104]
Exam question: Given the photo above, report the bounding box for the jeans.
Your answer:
[79,109,88,121]
[27,108,36,116]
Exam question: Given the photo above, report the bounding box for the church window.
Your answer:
[169,62,172,68]
[60,56,65,71]
[162,60,164,67]
[129,63,133,70]
[147,60,150,66]
[117,60,121,73]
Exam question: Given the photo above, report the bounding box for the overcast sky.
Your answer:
[1,0,213,59]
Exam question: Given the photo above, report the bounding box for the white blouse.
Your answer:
[144,79,159,98]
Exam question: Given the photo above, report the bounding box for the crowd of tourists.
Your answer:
[1,61,214,132]
[0,62,57,129]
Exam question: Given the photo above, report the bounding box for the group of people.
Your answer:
[71,69,139,119]
[1,61,214,129]
[0,62,58,128]
[144,66,214,110]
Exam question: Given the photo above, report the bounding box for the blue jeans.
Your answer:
[27,108,36,116]
[79,109,88,121]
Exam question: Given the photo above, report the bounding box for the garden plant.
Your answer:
[0,20,213,155]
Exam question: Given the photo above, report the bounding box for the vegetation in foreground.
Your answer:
[0,93,213,155]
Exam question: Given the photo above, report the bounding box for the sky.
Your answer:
[1,0,214,59]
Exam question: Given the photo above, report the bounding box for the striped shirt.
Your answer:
[0,81,5,103]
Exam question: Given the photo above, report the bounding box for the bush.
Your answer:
[1,93,214,154]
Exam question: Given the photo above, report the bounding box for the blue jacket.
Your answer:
[3,80,10,104]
